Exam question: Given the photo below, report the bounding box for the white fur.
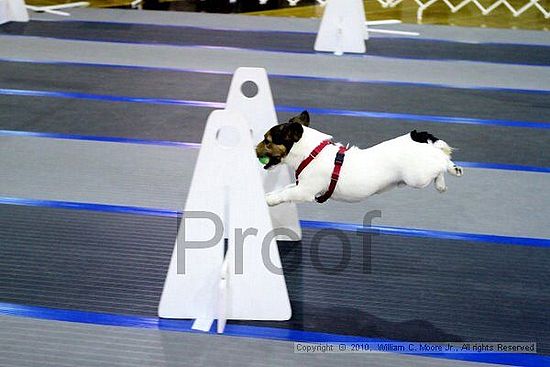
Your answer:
[265,126,463,206]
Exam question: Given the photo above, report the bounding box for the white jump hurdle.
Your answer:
[158,109,292,333]
[0,0,28,25]
[0,0,89,22]
[225,67,302,241]
[314,0,419,56]
[314,0,368,55]
[159,68,300,333]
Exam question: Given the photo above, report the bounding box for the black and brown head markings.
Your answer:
[256,110,311,169]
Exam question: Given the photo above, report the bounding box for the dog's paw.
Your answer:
[435,183,448,193]
[449,165,464,177]
[265,193,281,207]
[434,174,447,193]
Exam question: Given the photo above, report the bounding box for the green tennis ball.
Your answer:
[259,156,269,165]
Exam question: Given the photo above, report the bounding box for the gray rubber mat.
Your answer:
[0,316,515,367]
[0,95,213,143]
[30,8,550,47]
[0,204,548,352]
[2,36,548,92]
[2,95,549,167]
[2,8,549,367]
[1,21,550,66]
[2,61,549,123]
[1,136,549,239]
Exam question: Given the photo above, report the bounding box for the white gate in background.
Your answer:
[286,0,549,22]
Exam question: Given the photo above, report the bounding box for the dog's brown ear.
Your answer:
[285,122,304,143]
[288,110,310,127]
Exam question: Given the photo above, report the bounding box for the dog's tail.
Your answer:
[434,140,453,157]
[410,130,453,157]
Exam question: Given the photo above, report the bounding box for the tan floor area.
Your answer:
[248,0,550,31]
[21,0,550,31]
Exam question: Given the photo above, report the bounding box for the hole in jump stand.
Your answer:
[241,81,259,98]
[216,126,240,148]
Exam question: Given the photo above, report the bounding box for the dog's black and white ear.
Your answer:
[288,110,310,127]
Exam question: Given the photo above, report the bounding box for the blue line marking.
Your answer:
[0,301,546,367]
[1,129,548,173]
[2,57,550,94]
[0,129,200,148]
[456,161,550,174]
[301,220,550,248]
[2,88,549,129]
[0,88,226,108]
[0,129,188,147]
[0,196,548,247]
[0,197,179,217]
[277,105,550,129]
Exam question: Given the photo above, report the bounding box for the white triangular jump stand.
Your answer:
[158,109,292,333]
[225,67,302,241]
[314,0,367,56]
[0,0,29,25]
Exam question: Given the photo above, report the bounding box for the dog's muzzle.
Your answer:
[262,156,282,170]
[256,144,281,170]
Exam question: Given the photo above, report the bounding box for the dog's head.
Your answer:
[256,110,310,169]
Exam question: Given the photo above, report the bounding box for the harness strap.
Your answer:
[315,145,347,203]
[295,139,332,183]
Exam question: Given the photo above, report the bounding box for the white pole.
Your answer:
[366,19,402,25]
[26,6,70,16]
[26,2,89,16]
[368,28,420,36]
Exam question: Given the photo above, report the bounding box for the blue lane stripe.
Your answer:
[1,129,548,174]
[277,105,550,129]
[2,88,549,130]
[0,196,548,247]
[0,301,546,367]
[300,220,550,248]
[2,57,550,95]
[0,129,201,148]
[456,161,550,174]
[0,88,226,108]
[0,197,179,217]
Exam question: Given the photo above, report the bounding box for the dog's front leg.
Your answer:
[266,184,316,206]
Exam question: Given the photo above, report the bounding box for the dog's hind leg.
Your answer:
[434,173,447,193]
[447,162,464,177]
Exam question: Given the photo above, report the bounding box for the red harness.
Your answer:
[295,139,347,203]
